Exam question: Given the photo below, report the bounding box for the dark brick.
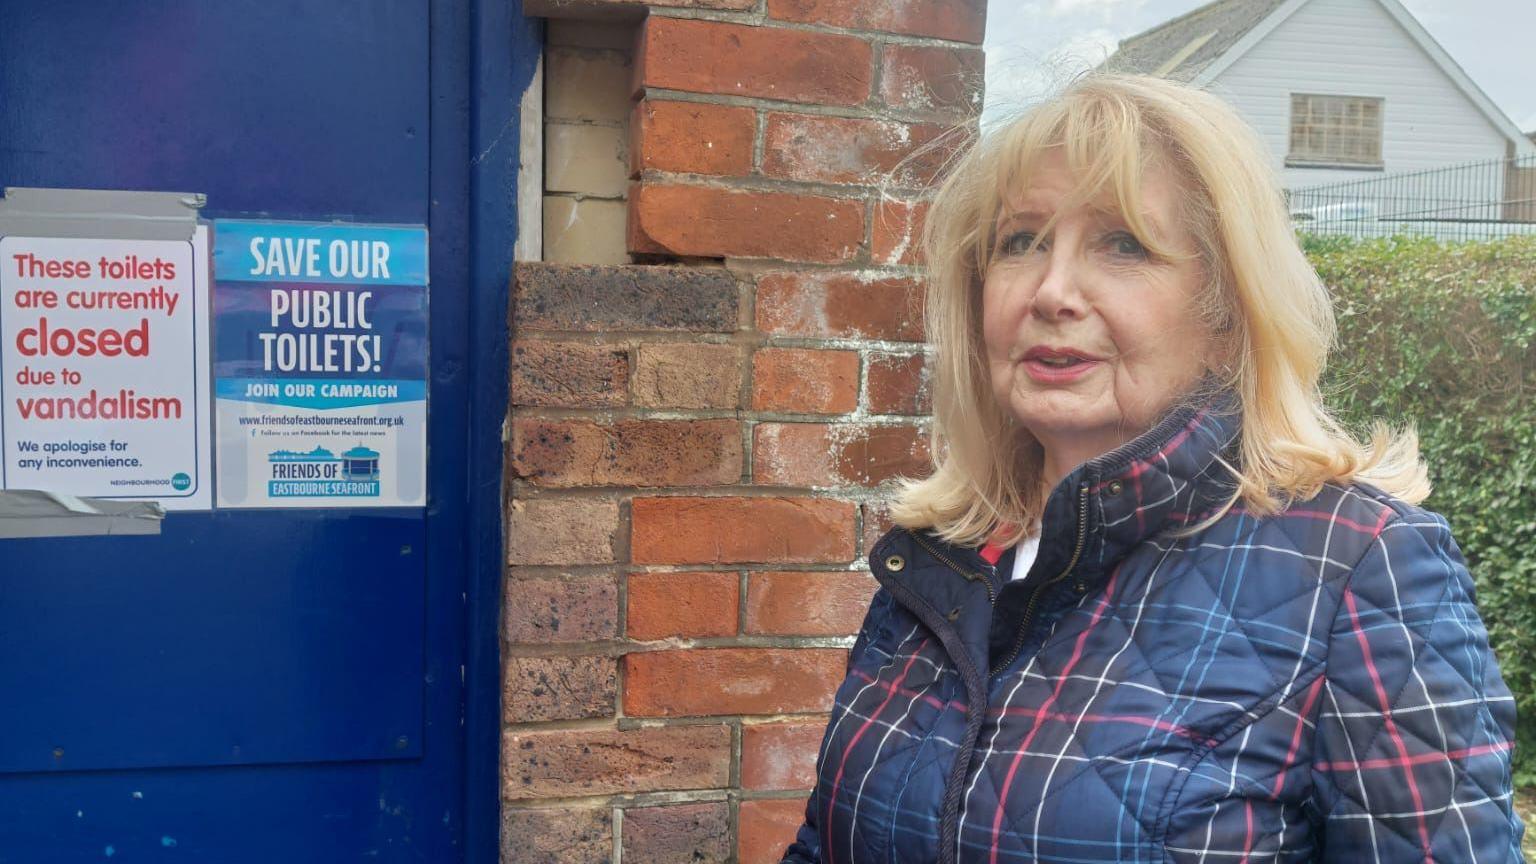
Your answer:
[502,724,731,799]
[514,263,738,333]
[622,802,731,864]
[510,340,629,408]
[504,573,619,643]
[510,419,742,488]
[500,807,612,864]
[503,655,617,723]
[507,498,621,567]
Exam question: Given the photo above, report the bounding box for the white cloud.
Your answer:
[983,27,1126,124]
[1043,0,1148,20]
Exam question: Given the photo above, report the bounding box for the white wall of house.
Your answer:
[1207,0,1512,197]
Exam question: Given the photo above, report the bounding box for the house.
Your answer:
[1102,0,1536,192]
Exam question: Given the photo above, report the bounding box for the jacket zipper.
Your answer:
[988,481,1091,677]
[901,480,1092,677]
[908,529,996,605]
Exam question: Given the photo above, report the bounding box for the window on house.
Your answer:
[1287,94,1384,167]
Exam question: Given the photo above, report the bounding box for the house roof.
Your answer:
[1099,0,1536,155]
[1101,0,1289,82]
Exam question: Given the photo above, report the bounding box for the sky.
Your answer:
[982,0,1536,133]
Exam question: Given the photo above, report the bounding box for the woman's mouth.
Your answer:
[1021,347,1101,382]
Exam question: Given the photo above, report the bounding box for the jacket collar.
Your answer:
[875,383,1243,612]
[1057,382,1243,583]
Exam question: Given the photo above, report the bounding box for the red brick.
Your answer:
[860,501,899,557]
[629,184,864,264]
[622,802,731,864]
[503,724,731,800]
[880,44,985,118]
[755,272,924,341]
[766,0,986,43]
[510,340,629,408]
[745,571,878,636]
[500,807,612,864]
[762,113,950,186]
[753,422,930,487]
[634,343,743,410]
[633,100,755,177]
[510,418,742,488]
[741,719,826,790]
[631,496,855,564]
[867,351,932,414]
[627,571,740,640]
[624,648,847,716]
[739,798,810,864]
[507,497,620,565]
[872,197,930,266]
[637,17,873,107]
[504,573,620,643]
[752,348,859,414]
[502,655,616,723]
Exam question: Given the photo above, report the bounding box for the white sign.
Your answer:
[0,229,212,509]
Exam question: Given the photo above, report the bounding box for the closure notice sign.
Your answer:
[0,229,213,509]
[212,220,428,508]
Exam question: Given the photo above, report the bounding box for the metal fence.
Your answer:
[1285,153,1536,241]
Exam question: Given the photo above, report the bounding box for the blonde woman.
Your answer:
[781,74,1522,864]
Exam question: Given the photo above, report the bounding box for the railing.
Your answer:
[1285,153,1536,241]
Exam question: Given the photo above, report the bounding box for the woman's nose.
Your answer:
[1031,248,1088,320]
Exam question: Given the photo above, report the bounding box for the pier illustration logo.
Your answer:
[266,445,381,498]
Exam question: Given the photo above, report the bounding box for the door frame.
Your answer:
[432,1,541,859]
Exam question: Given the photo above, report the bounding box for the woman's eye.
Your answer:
[1002,231,1041,256]
[1107,232,1147,258]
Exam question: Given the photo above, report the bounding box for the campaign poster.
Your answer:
[0,228,213,510]
[213,220,427,509]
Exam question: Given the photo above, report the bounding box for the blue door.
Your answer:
[0,1,530,860]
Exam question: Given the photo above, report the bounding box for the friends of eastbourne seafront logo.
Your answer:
[266,444,381,498]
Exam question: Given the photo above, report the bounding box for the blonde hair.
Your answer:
[887,73,1428,548]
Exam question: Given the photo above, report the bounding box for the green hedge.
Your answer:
[1305,233,1536,785]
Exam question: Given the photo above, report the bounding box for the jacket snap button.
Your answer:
[1106,480,1124,496]
[946,607,961,622]
[1074,581,1089,593]
[884,554,906,572]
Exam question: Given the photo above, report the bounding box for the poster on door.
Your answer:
[0,229,213,509]
[212,220,427,509]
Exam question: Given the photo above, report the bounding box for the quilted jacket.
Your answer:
[782,391,1523,863]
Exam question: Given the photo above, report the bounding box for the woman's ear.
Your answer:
[1201,330,1238,379]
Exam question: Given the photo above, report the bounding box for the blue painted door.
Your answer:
[0,1,518,859]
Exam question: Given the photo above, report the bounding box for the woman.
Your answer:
[782,74,1522,863]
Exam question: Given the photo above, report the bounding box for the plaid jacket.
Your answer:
[782,393,1522,863]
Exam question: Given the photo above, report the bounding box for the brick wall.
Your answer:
[506,1,986,860]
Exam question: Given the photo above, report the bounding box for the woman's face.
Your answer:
[981,149,1217,475]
